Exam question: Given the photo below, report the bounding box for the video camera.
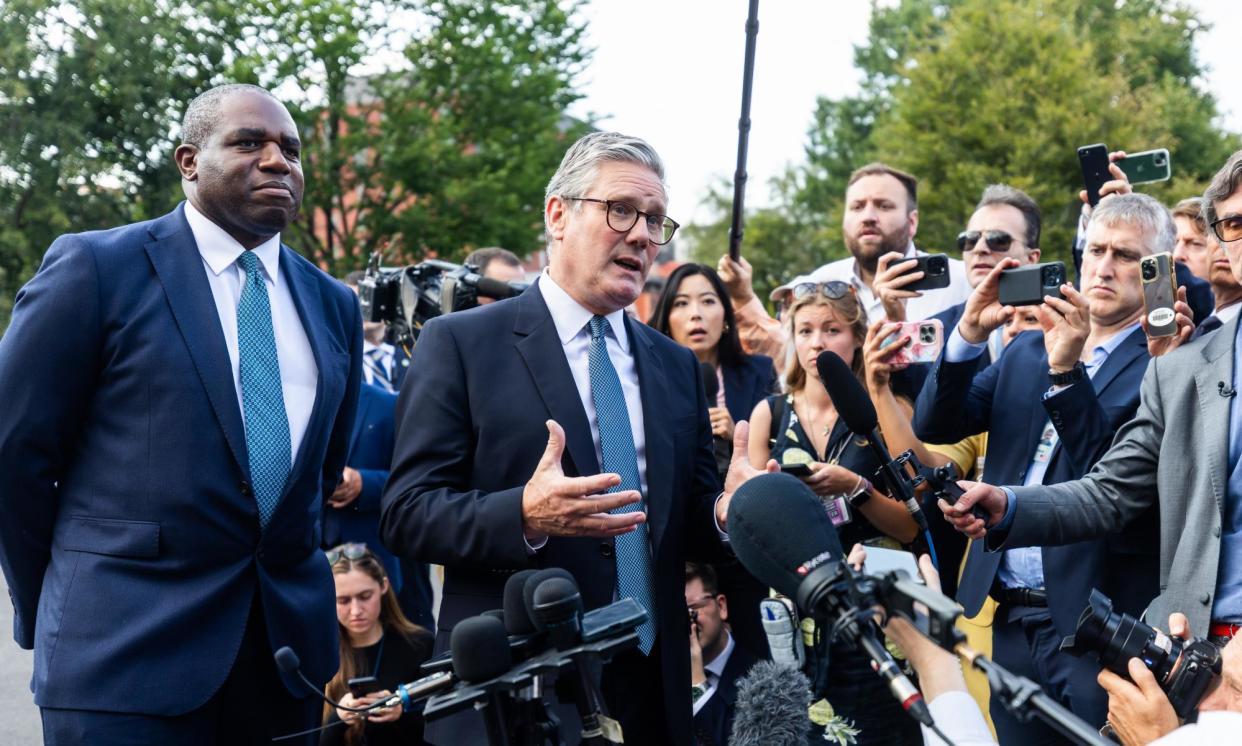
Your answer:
[357,252,529,347]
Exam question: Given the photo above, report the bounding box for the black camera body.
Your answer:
[1061,589,1221,719]
[358,253,528,347]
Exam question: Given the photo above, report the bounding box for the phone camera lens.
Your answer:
[929,257,947,276]
[1155,154,1166,167]
[1142,262,1157,281]
[1042,266,1063,286]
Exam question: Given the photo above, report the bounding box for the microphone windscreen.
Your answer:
[816,350,878,434]
[273,646,301,673]
[531,576,584,632]
[523,567,576,625]
[503,569,540,635]
[475,275,520,301]
[728,661,811,746]
[482,609,505,622]
[700,361,720,404]
[450,615,511,683]
[726,472,844,600]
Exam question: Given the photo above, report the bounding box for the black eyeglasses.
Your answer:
[791,280,854,301]
[957,230,1022,254]
[1211,215,1242,244]
[565,197,680,245]
[325,543,372,565]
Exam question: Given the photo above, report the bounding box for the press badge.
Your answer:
[1033,422,1059,464]
[824,496,851,526]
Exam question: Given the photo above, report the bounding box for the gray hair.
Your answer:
[1202,150,1242,229]
[181,84,280,147]
[976,184,1041,248]
[543,132,667,246]
[1088,192,1176,255]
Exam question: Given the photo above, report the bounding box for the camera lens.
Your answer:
[920,325,935,344]
[1142,261,1157,281]
[1062,590,1180,685]
[928,256,947,276]
[1155,154,1167,167]
[1042,265,1063,287]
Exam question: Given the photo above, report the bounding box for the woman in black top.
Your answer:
[746,281,920,746]
[649,263,777,657]
[322,543,434,746]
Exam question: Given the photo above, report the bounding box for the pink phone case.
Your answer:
[882,319,944,365]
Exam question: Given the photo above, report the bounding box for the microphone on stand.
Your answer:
[700,361,720,407]
[728,660,812,746]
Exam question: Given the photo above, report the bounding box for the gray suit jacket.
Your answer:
[1003,315,1237,636]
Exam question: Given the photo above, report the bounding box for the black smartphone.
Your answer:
[900,253,952,291]
[998,262,1066,307]
[780,462,813,478]
[347,675,380,697]
[1078,143,1111,207]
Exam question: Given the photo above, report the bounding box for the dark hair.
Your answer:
[464,247,522,275]
[976,184,1041,248]
[685,562,720,596]
[847,162,918,213]
[1204,151,1242,227]
[181,83,279,147]
[1171,197,1206,234]
[647,264,745,368]
[323,546,427,740]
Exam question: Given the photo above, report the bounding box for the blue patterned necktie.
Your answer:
[236,250,291,529]
[587,315,656,654]
[365,348,395,392]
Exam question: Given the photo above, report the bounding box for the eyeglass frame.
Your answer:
[563,196,681,246]
[957,229,1025,254]
[325,542,373,565]
[1210,215,1242,244]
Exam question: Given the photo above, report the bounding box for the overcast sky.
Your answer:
[569,0,1242,227]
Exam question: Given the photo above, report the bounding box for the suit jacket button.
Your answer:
[1215,526,1223,538]
[600,542,614,559]
[240,481,254,498]
[1201,593,1212,605]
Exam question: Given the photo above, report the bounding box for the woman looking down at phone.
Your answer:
[747,284,920,745]
[322,543,433,746]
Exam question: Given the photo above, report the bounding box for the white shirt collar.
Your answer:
[184,201,282,284]
[1216,301,1242,325]
[704,629,735,678]
[538,271,630,353]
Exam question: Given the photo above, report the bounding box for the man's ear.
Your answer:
[716,594,728,622]
[907,208,919,240]
[174,144,199,181]
[546,195,569,243]
[1026,247,1042,264]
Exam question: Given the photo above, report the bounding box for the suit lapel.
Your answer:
[1194,317,1237,518]
[627,316,673,554]
[1089,327,1147,395]
[721,362,743,421]
[144,206,249,475]
[514,282,599,477]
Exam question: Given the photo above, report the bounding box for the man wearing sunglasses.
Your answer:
[918,192,1188,744]
[719,162,971,365]
[382,132,775,746]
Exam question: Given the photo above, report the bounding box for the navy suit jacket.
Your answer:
[0,205,362,714]
[381,279,724,744]
[721,354,777,424]
[692,640,758,746]
[913,328,1158,636]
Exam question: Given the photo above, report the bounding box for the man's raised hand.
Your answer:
[521,420,645,541]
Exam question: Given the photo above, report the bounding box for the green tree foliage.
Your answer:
[0,0,590,329]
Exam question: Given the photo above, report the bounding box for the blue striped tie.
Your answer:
[236,251,291,529]
[587,315,657,654]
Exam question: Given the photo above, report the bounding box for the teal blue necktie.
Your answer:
[587,315,657,654]
[236,251,291,529]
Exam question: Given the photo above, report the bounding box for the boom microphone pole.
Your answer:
[728,0,761,262]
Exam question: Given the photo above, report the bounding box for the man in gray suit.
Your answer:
[943,149,1242,642]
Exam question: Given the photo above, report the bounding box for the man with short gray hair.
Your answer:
[382,131,774,745]
[914,191,1177,742]
[943,151,1242,726]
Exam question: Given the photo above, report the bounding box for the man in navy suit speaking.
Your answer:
[381,132,775,745]
[0,84,362,744]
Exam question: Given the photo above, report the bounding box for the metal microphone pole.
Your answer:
[728,0,760,262]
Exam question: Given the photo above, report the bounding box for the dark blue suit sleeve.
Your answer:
[0,236,103,648]
[912,350,998,445]
[355,468,387,512]
[380,318,528,568]
[1041,376,1121,476]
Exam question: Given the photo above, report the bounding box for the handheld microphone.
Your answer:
[273,646,388,714]
[449,615,515,746]
[504,569,541,636]
[700,361,720,408]
[816,351,929,532]
[727,473,934,727]
[728,660,812,746]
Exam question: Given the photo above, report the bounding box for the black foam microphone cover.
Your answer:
[273,646,300,674]
[522,567,576,626]
[482,609,505,622]
[503,569,540,635]
[816,350,878,434]
[700,361,720,406]
[450,615,512,683]
[475,275,520,301]
[726,472,845,600]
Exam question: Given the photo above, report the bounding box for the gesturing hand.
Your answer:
[716,420,780,530]
[521,420,646,542]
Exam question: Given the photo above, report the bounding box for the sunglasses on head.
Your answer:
[957,230,1020,253]
[791,280,853,301]
[325,543,372,565]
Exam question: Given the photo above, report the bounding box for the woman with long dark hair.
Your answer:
[321,543,434,746]
[648,263,776,658]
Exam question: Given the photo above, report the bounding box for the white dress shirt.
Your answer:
[185,201,318,464]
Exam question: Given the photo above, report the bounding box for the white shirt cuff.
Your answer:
[524,533,548,553]
[691,680,718,716]
[945,327,988,363]
[713,492,730,542]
